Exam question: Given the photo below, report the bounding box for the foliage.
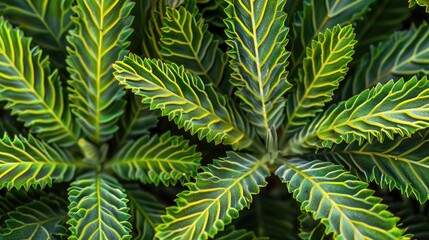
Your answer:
[0,0,428,239]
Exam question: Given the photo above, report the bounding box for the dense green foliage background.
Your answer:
[0,0,428,239]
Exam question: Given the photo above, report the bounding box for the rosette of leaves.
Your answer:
[114,0,429,239]
[0,0,202,239]
[0,0,429,240]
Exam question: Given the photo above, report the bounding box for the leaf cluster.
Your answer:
[0,0,428,240]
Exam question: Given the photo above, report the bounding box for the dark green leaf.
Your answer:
[276,159,408,239]
[349,23,429,96]
[0,0,74,71]
[289,0,374,80]
[115,94,158,147]
[0,17,79,146]
[0,193,68,240]
[214,226,264,240]
[0,189,45,222]
[109,132,201,186]
[67,173,132,240]
[0,135,78,190]
[160,7,227,85]
[285,76,429,154]
[311,132,429,203]
[67,0,133,144]
[225,0,292,140]
[125,184,165,240]
[114,56,261,151]
[156,151,270,240]
[283,25,356,138]
[298,212,333,240]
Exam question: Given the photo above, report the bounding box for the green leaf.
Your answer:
[0,193,67,240]
[214,226,264,240]
[124,184,165,240]
[0,17,79,147]
[156,151,270,240]
[276,159,407,239]
[285,76,429,154]
[311,132,429,203]
[0,135,77,190]
[289,0,374,79]
[108,132,201,186]
[349,23,429,96]
[283,25,356,138]
[225,0,292,140]
[67,173,132,240]
[115,94,159,146]
[114,55,261,151]
[67,0,133,144]
[0,189,45,222]
[160,7,227,85]
[298,212,333,240]
[0,0,74,71]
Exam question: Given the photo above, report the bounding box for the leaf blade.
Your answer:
[225,0,292,140]
[0,0,74,71]
[66,0,133,144]
[0,17,79,146]
[276,159,407,239]
[156,151,270,240]
[114,55,260,150]
[283,25,356,138]
[312,132,429,203]
[0,135,77,190]
[109,132,202,186]
[290,0,374,79]
[115,94,159,146]
[285,76,429,154]
[350,23,429,96]
[0,193,68,240]
[67,173,132,240]
[124,184,165,240]
[160,7,227,85]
